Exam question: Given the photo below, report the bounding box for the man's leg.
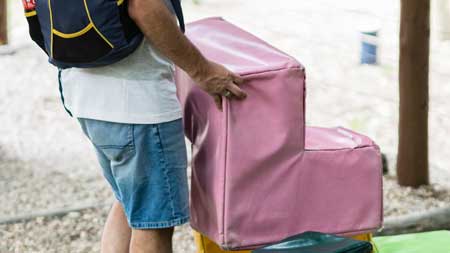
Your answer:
[101,201,132,253]
[130,227,174,253]
[78,118,189,253]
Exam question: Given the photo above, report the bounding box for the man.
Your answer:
[60,0,247,252]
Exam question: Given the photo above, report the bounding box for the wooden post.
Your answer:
[0,0,7,45]
[397,0,430,187]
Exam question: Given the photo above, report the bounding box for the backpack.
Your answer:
[22,0,185,69]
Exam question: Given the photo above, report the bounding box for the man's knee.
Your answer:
[131,227,174,252]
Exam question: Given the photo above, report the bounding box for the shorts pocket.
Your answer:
[78,118,135,161]
[157,119,188,169]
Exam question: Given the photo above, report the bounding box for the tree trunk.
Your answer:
[0,0,7,45]
[397,0,430,187]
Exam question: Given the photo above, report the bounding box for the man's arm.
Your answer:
[128,0,247,110]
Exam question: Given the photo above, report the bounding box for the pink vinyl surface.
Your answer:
[176,17,383,250]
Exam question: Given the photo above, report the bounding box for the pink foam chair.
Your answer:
[175,17,383,250]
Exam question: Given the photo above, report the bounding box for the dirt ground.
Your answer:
[1,0,450,252]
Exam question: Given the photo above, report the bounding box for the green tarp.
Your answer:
[373,231,450,253]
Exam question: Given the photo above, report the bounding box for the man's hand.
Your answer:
[191,61,247,110]
[128,0,247,110]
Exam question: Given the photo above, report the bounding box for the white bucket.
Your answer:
[357,19,381,65]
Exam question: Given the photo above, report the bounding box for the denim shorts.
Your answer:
[77,118,189,229]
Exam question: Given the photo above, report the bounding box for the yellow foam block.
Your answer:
[194,231,374,253]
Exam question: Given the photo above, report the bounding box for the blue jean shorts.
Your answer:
[78,118,189,229]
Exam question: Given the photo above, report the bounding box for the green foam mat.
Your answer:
[373,231,450,253]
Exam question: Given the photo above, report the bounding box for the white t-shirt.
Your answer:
[59,39,182,124]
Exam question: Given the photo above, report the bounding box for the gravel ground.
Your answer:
[383,175,450,217]
[1,0,450,252]
[0,156,112,218]
[0,207,195,253]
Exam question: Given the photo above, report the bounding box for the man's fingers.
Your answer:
[226,82,247,100]
[232,74,244,85]
[213,95,223,111]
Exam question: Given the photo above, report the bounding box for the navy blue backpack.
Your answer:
[22,0,185,69]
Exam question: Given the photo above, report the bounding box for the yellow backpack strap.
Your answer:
[117,0,124,6]
[22,0,37,17]
[25,10,37,17]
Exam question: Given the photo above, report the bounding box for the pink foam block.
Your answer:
[176,17,383,250]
